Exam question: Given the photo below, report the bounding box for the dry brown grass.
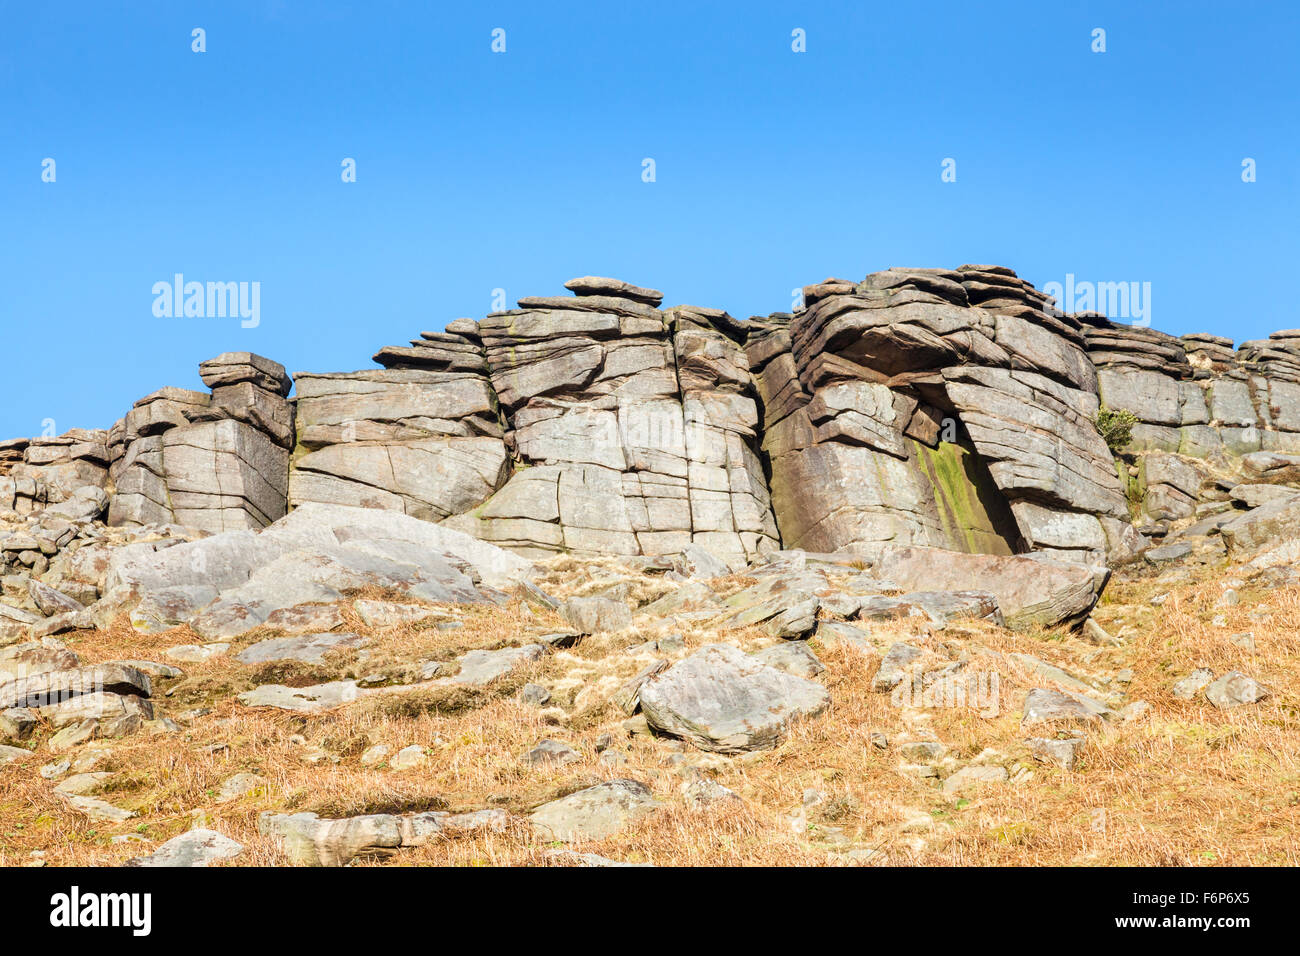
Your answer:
[2,558,1299,867]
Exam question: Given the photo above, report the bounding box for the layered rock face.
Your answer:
[12,265,1300,572]
[288,321,509,522]
[1085,320,1300,528]
[441,277,780,564]
[750,267,1131,564]
[0,431,109,514]
[107,353,293,532]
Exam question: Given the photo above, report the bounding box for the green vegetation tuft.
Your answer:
[1094,406,1139,456]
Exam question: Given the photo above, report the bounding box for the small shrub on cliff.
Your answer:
[1094,406,1139,455]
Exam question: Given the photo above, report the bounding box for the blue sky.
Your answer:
[2,0,1296,439]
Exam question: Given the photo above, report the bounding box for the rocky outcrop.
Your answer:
[752,266,1129,564]
[1,430,109,515]
[443,278,779,564]
[288,319,510,522]
[11,264,1300,579]
[108,353,293,532]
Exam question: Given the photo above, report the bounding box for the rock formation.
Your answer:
[9,263,1300,590]
[107,353,293,532]
[7,265,1300,870]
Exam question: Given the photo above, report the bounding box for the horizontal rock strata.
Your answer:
[4,265,1299,577]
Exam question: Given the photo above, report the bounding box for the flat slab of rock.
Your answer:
[639,643,829,753]
[238,680,360,713]
[942,764,1009,793]
[0,664,151,710]
[1145,542,1193,564]
[1021,687,1112,726]
[1205,671,1269,709]
[529,780,661,842]
[872,642,922,693]
[125,828,244,867]
[0,643,81,682]
[877,546,1103,629]
[563,276,664,306]
[235,632,366,665]
[451,644,544,686]
[856,590,1003,627]
[522,739,582,768]
[63,794,135,822]
[164,643,229,664]
[354,600,448,628]
[260,808,507,866]
[562,596,633,634]
[750,642,825,679]
[0,744,32,764]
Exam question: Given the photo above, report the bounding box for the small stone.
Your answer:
[360,744,390,767]
[1205,671,1269,709]
[622,714,651,737]
[942,764,1009,794]
[1082,617,1120,646]
[1230,631,1256,652]
[1026,736,1084,771]
[215,772,265,803]
[1172,668,1214,700]
[873,642,923,693]
[125,828,244,867]
[658,633,687,653]
[520,683,551,707]
[1021,688,1112,725]
[165,643,229,663]
[898,741,945,763]
[389,745,428,771]
[530,780,662,843]
[1119,700,1151,722]
[523,738,582,768]
[63,794,135,822]
[0,707,37,741]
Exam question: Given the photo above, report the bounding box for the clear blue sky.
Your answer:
[2,1,1296,439]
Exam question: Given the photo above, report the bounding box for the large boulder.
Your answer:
[638,643,829,753]
[105,503,532,637]
[876,545,1105,629]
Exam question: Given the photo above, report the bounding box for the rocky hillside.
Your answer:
[2,264,1298,866]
